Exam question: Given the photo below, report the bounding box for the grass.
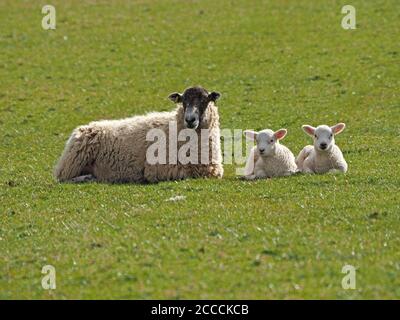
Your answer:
[0,0,399,299]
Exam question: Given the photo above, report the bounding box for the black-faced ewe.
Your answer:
[54,86,223,183]
[296,123,348,174]
[243,128,297,179]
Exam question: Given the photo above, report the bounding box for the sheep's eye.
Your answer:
[314,135,318,138]
[270,139,274,143]
[330,134,333,138]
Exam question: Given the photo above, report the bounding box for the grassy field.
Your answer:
[0,0,399,299]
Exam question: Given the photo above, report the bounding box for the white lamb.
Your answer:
[243,128,297,179]
[296,123,348,174]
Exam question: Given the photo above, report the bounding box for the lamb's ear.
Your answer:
[274,129,287,140]
[168,92,182,103]
[331,123,346,135]
[208,91,221,102]
[302,125,316,137]
[244,130,258,141]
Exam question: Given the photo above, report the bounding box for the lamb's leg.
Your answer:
[282,170,296,176]
[296,145,313,171]
[329,166,347,174]
[253,167,269,179]
[243,147,258,176]
[54,127,97,182]
[337,163,348,173]
[301,158,315,174]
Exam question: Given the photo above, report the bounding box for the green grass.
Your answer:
[1,0,399,299]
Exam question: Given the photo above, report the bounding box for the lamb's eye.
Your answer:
[270,139,274,143]
[330,134,333,138]
[314,135,318,138]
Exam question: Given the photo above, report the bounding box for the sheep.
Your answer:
[242,128,297,179]
[296,123,348,174]
[54,86,224,183]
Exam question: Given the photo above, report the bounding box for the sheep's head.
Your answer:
[168,86,220,129]
[244,128,287,157]
[302,123,345,152]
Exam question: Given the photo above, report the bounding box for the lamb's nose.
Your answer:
[259,148,265,153]
[320,143,327,150]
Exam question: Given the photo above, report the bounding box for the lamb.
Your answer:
[242,128,297,179]
[296,123,348,174]
[54,86,223,183]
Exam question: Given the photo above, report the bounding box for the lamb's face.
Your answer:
[314,126,334,151]
[168,86,220,129]
[244,128,287,157]
[302,123,346,152]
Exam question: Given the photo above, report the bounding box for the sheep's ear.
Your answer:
[302,125,316,137]
[331,123,346,135]
[168,92,182,103]
[244,130,258,141]
[274,129,287,140]
[208,91,221,102]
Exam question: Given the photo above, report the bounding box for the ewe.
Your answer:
[296,123,348,174]
[54,86,223,183]
[243,128,297,179]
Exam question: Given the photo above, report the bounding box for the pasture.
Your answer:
[0,0,399,299]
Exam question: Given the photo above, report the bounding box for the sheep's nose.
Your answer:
[320,143,327,150]
[186,117,195,124]
[259,148,265,153]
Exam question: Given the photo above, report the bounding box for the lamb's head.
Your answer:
[168,86,220,129]
[302,123,345,152]
[244,128,287,157]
